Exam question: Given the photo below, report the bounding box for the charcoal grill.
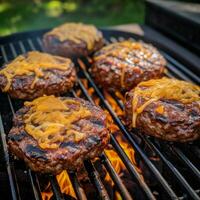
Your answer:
[0,28,200,200]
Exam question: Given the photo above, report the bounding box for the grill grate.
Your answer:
[0,29,199,200]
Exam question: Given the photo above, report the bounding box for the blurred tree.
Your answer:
[0,0,145,36]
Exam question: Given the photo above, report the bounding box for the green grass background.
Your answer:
[0,0,145,36]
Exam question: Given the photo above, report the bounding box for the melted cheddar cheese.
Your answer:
[24,96,91,149]
[0,51,71,91]
[131,78,200,127]
[47,23,101,50]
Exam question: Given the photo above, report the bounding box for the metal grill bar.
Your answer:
[143,137,200,200]
[0,114,19,200]
[28,171,42,200]
[100,153,133,200]
[171,147,200,180]
[49,176,65,200]
[165,62,192,82]
[84,160,110,200]
[110,134,155,200]
[161,51,200,85]
[68,172,87,200]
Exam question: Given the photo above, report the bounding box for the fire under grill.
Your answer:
[0,29,199,200]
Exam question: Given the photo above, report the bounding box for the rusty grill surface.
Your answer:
[0,29,200,200]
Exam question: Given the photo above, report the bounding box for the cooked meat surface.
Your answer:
[0,51,77,99]
[43,23,104,58]
[91,40,166,91]
[124,78,200,142]
[8,96,110,174]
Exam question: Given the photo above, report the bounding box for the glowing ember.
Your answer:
[41,64,143,199]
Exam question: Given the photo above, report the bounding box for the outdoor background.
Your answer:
[0,0,145,36]
[0,0,198,36]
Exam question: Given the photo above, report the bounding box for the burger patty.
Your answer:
[8,96,110,174]
[43,23,104,58]
[91,40,166,91]
[124,78,200,142]
[0,51,77,100]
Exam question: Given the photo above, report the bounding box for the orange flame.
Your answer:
[41,171,76,200]
[41,184,52,200]
[41,73,143,199]
[56,171,76,198]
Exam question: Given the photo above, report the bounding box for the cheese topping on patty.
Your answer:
[131,77,200,127]
[94,41,164,89]
[0,51,71,91]
[47,23,102,50]
[24,96,91,149]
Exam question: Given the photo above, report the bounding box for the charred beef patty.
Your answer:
[125,78,200,142]
[91,40,166,91]
[8,95,110,174]
[0,51,76,100]
[43,23,104,58]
